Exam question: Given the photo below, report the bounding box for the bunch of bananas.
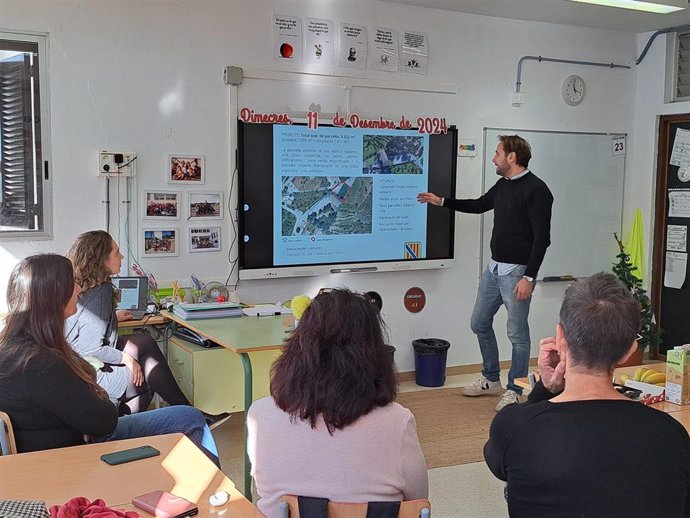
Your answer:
[619,368,666,386]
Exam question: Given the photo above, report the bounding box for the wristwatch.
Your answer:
[523,275,534,283]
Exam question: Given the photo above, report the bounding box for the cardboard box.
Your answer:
[624,379,665,399]
[666,347,690,404]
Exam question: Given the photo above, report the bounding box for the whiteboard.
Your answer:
[481,128,626,280]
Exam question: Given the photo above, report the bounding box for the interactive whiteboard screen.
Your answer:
[482,128,626,280]
[239,122,457,279]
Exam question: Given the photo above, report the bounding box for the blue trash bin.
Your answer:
[413,338,450,387]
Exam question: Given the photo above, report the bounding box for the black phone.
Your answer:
[100,445,160,465]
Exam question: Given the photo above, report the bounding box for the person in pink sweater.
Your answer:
[247,288,429,518]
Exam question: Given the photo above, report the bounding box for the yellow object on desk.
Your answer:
[291,294,311,319]
[170,280,183,304]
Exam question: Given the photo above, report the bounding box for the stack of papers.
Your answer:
[172,301,243,320]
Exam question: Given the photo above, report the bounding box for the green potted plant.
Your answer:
[612,233,661,363]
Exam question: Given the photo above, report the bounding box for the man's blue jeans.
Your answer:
[470,265,531,394]
[93,406,220,466]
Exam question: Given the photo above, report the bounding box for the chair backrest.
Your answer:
[279,495,431,518]
[0,411,17,455]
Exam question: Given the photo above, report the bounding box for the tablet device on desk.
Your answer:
[132,490,198,518]
[112,276,149,320]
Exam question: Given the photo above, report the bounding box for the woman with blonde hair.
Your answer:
[66,230,228,427]
[0,254,218,463]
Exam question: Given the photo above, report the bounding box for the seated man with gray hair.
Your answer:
[484,272,690,517]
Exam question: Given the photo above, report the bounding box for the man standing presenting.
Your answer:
[417,135,553,411]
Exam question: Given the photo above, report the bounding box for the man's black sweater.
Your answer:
[484,381,690,518]
[443,171,553,278]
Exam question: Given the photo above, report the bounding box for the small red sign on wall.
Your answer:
[404,287,426,313]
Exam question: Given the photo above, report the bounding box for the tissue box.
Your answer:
[666,347,690,405]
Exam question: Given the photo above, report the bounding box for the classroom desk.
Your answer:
[670,409,690,429]
[515,362,667,390]
[0,433,264,517]
[515,362,690,424]
[163,310,287,499]
[119,315,169,328]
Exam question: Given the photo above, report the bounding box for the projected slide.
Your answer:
[273,125,429,265]
[281,177,372,236]
[363,135,424,175]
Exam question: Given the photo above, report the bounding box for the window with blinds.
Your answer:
[675,32,690,101]
[0,35,50,235]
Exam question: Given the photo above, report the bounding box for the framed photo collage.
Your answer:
[141,155,223,258]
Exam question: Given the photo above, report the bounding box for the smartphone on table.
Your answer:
[132,490,199,518]
[100,445,160,465]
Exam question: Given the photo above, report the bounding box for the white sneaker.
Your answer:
[462,376,503,397]
[495,389,522,412]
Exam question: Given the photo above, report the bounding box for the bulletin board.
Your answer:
[652,115,690,355]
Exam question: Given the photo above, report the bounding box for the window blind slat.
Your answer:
[0,57,34,228]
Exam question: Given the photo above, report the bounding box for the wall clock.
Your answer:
[679,167,690,182]
[562,75,585,106]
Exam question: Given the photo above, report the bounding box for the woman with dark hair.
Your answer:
[0,254,219,464]
[247,288,428,518]
[65,230,228,427]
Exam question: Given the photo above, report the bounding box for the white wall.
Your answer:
[628,31,690,280]
[0,0,639,373]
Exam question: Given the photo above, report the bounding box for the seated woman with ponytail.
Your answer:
[65,230,191,414]
[65,230,229,428]
[0,254,219,465]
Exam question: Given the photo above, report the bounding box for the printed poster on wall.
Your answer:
[401,30,428,74]
[671,128,690,169]
[667,224,688,253]
[665,251,688,289]
[304,18,334,65]
[457,139,478,157]
[669,190,690,218]
[339,22,367,69]
[273,14,302,62]
[371,27,399,72]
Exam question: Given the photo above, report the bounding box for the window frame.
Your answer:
[0,30,52,239]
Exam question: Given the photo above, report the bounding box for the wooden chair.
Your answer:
[279,495,431,518]
[0,411,17,455]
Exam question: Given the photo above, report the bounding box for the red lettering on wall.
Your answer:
[239,107,292,125]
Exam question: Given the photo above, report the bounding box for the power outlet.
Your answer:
[98,150,136,177]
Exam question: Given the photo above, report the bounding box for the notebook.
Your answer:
[112,276,149,320]
[172,302,242,320]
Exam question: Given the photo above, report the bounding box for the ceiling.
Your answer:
[380,0,690,32]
